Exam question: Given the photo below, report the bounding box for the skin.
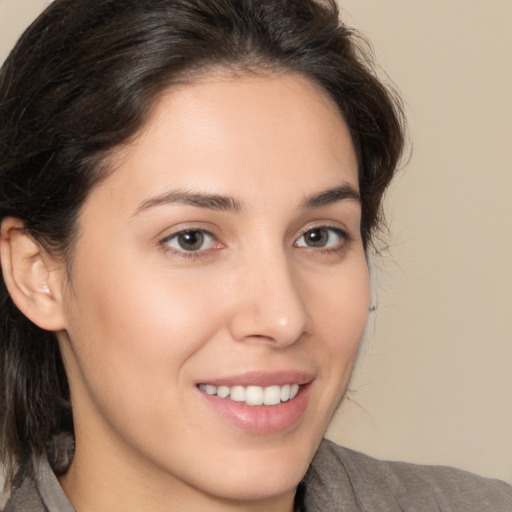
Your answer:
[34,72,369,511]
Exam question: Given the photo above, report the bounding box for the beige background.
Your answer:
[1,0,511,491]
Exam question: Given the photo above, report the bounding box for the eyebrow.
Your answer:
[135,189,243,215]
[134,183,360,216]
[300,184,361,209]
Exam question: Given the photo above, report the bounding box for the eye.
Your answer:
[294,226,347,250]
[162,229,216,253]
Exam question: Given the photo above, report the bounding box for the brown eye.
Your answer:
[303,228,329,247]
[295,227,346,249]
[163,230,215,252]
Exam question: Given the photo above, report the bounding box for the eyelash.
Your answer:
[160,228,219,260]
[294,226,350,254]
[159,225,350,259]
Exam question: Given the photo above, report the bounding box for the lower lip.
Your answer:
[198,384,312,434]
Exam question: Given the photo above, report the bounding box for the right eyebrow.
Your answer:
[133,188,243,216]
[300,184,361,210]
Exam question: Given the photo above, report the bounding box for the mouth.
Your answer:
[196,373,314,434]
[197,383,300,406]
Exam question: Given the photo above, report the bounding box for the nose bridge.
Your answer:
[228,246,312,346]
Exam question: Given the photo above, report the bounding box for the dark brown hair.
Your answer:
[0,0,404,488]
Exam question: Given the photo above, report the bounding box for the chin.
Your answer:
[200,463,305,503]
[188,435,317,503]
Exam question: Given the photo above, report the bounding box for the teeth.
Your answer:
[230,385,246,402]
[264,385,281,406]
[217,385,230,398]
[280,384,291,402]
[205,385,217,395]
[246,386,264,406]
[198,383,302,406]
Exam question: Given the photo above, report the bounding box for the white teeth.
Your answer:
[280,384,291,402]
[217,385,230,398]
[230,385,246,402]
[246,386,264,406]
[198,383,302,406]
[205,385,217,395]
[264,385,281,406]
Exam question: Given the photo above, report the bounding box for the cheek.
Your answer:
[314,257,370,337]
[62,254,227,416]
[310,258,370,381]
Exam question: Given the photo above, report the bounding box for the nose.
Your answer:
[227,252,313,347]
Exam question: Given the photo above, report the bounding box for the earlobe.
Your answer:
[0,217,67,331]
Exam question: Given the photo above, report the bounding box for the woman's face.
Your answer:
[56,72,370,507]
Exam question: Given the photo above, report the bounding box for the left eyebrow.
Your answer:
[300,184,361,210]
[134,188,243,215]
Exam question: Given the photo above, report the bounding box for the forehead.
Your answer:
[92,71,359,213]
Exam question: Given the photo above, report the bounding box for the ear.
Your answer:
[0,217,67,331]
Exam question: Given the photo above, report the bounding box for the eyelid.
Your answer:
[294,225,350,250]
[157,221,218,244]
[159,226,223,258]
[163,230,215,248]
[156,221,352,260]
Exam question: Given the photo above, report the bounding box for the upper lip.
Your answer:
[196,370,315,388]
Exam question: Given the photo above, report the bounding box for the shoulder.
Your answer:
[302,439,512,511]
[3,433,76,512]
[3,444,75,512]
[2,476,46,512]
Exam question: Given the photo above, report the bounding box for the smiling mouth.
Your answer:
[198,383,300,406]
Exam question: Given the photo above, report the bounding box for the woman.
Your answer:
[0,1,510,511]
